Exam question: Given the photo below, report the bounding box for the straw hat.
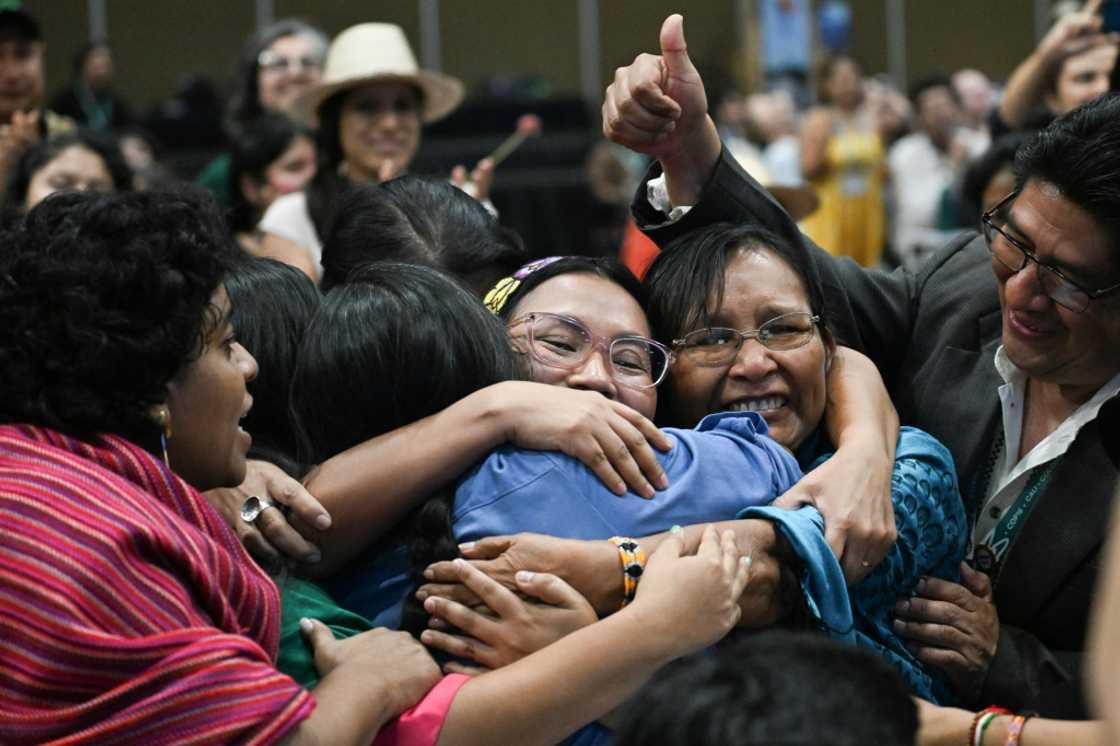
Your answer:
[295,23,464,125]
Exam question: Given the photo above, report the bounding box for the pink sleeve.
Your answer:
[372,674,470,746]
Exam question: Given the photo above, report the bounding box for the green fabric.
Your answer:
[277,577,373,688]
[196,153,232,208]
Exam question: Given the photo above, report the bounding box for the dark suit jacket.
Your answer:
[635,147,1120,717]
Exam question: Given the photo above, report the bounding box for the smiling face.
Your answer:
[992,180,1120,398]
[506,273,658,420]
[338,82,421,183]
[664,248,834,450]
[1047,43,1118,115]
[257,33,323,115]
[165,287,259,491]
[25,144,114,209]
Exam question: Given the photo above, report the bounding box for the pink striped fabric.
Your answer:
[0,424,314,745]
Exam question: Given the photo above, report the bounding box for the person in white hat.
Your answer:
[255,23,492,280]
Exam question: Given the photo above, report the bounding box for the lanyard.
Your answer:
[971,457,1060,580]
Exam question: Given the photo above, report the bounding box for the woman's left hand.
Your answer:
[419,558,597,673]
[203,459,331,572]
[893,562,999,701]
[450,158,495,203]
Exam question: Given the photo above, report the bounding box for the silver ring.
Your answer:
[240,495,277,523]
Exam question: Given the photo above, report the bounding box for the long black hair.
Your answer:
[290,262,521,635]
[225,255,320,471]
[320,175,526,295]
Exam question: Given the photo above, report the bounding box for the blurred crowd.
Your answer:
[2,2,1120,746]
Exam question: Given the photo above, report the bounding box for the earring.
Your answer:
[149,404,172,467]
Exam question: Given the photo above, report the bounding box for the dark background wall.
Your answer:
[30,1,1039,112]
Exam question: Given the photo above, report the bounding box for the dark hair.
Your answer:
[908,73,958,109]
[614,631,918,746]
[227,113,313,234]
[958,133,1028,228]
[226,255,320,469]
[495,255,646,321]
[644,223,830,344]
[290,262,520,635]
[320,175,527,295]
[0,9,41,43]
[4,129,133,209]
[1015,94,1120,261]
[0,189,237,449]
[227,18,327,131]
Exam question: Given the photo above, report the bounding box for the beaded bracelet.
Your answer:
[609,537,646,608]
[969,706,1010,746]
[1004,713,1036,746]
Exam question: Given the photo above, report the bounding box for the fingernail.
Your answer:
[892,619,905,633]
[423,597,436,611]
[305,552,321,564]
[453,558,467,568]
[670,525,682,535]
[299,617,313,634]
[615,482,627,495]
[458,541,475,552]
[415,589,429,601]
[641,484,655,499]
[655,473,669,490]
[315,514,332,530]
[420,630,433,644]
[423,568,435,580]
[516,570,535,583]
[893,599,908,613]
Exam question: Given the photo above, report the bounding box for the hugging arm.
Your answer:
[299,382,671,575]
[432,527,749,746]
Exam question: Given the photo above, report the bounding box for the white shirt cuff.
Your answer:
[645,174,694,228]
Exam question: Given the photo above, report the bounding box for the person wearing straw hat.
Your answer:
[257,22,491,280]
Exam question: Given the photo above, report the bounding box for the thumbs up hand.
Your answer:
[602,14,721,205]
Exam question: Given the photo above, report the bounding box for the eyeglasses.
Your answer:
[672,312,820,367]
[981,190,1120,313]
[508,312,673,389]
[257,49,322,74]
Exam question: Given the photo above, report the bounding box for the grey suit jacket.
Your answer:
[635,147,1120,716]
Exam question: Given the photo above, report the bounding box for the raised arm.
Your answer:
[999,1,1116,129]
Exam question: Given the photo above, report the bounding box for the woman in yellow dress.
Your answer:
[799,56,886,267]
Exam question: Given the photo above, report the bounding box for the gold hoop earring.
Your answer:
[149,404,172,467]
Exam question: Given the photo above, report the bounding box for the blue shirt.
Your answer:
[454,411,803,543]
[327,412,802,644]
